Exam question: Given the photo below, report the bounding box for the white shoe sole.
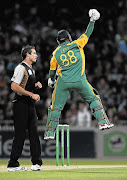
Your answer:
[99,124,114,131]
[7,167,27,172]
[31,168,41,171]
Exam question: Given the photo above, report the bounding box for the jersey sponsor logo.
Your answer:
[28,69,32,75]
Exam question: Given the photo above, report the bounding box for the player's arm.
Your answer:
[11,82,32,97]
[85,9,100,38]
[49,70,56,81]
[49,54,58,80]
[48,55,58,88]
[11,82,40,101]
[76,9,100,48]
[84,21,95,38]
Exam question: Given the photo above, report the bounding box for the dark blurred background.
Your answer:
[0,0,127,128]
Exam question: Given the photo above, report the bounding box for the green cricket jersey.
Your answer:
[50,34,88,82]
[50,21,95,82]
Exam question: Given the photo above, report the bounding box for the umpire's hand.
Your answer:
[31,94,40,102]
[35,81,42,89]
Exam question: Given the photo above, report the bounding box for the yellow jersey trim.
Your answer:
[80,48,85,76]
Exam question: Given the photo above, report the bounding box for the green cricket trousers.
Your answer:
[51,76,108,124]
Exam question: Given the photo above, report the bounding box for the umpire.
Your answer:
[7,45,42,171]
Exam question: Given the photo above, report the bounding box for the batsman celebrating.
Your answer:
[44,9,114,140]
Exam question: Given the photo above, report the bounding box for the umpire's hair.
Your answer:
[21,45,35,60]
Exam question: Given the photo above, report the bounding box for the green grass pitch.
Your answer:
[0,158,127,180]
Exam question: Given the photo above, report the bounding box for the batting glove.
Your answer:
[89,9,100,22]
[48,78,56,88]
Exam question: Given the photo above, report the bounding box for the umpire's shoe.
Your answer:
[44,130,55,140]
[7,166,27,172]
[31,164,41,171]
[7,160,27,171]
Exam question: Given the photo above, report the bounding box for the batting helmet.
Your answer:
[56,30,72,44]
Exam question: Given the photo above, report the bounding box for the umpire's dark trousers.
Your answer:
[9,100,42,166]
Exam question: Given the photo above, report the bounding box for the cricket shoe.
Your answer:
[31,164,41,171]
[99,123,114,131]
[7,166,27,172]
[44,130,55,140]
